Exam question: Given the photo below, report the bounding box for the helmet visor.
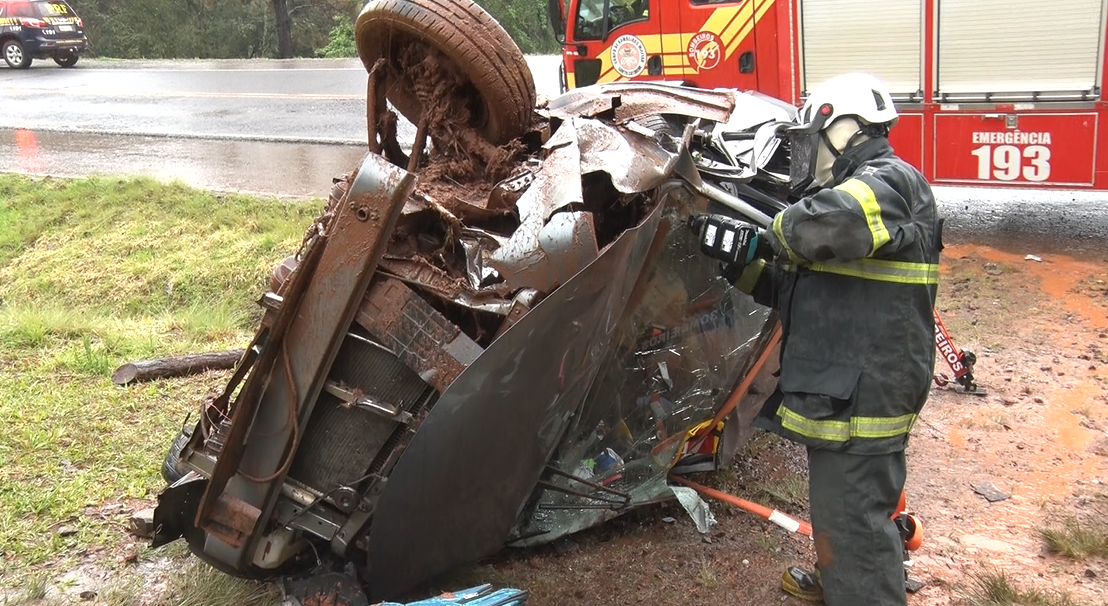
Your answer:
[787,131,819,194]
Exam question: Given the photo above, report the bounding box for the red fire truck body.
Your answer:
[549,0,1108,189]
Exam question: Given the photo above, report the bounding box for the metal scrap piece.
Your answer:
[574,118,679,194]
[546,82,737,125]
[489,124,595,293]
[379,256,464,299]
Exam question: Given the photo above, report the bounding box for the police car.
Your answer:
[0,0,87,69]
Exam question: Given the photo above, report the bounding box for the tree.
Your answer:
[272,0,294,58]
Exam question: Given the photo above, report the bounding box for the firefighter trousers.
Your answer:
[808,447,907,606]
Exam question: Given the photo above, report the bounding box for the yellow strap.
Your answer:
[808,258,938,285]
[777,406,917,442]
[835,178,891,255]
[772,212,803,264]
[735,258,765,294]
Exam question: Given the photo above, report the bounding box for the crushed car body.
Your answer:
[150,5,803,602]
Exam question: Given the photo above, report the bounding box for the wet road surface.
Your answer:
[1,56,1105,250]
[0,129,369,198]
[0,56,562,198]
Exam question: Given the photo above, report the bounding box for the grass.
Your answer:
[753,476,807,508]
[0,174,320,592]
[1039,517,1108,559]
[960,568,1081,606]
[0,557,279,606]
[151,559,280,606]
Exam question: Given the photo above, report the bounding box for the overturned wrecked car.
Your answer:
[151,0,806,602]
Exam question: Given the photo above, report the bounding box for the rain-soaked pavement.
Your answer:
[0,129,368,199]
[1,56,1106,250]
[0,56,563,197]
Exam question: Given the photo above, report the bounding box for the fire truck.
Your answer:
[547,0,1108,189]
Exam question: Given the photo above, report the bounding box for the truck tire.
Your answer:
[355,0,536,145]
[3,40,32,69]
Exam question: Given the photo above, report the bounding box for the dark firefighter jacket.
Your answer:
[735,137,941,455]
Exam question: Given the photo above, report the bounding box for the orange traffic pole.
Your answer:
[670,474,813,537]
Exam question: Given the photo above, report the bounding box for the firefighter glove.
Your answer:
[688,214,767,274]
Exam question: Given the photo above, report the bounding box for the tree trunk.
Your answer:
[111,349,246,386]
[272,0,294,58]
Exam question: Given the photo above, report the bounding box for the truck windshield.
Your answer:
[573,0,606,41]
[574,0,649,41]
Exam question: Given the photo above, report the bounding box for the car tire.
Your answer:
[53,53,79,68]
[355,0,536,145]
[3,40,32,69]
[161,424,194,485]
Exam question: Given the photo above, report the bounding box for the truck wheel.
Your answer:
[53,53,79,68]
[3,40,32,69]
[355,0,536,145]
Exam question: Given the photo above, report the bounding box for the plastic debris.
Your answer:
[377,585,528,606]
[1025,254,1042,262]
[671,485,717,533]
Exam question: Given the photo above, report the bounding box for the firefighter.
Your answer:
[689,72,941,605]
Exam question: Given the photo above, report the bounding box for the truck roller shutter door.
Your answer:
[936,0,1106,101]
[800,0,923,101]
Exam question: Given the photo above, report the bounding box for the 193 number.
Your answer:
[971,144,1051,182]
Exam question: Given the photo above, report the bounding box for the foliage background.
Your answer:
[70,0,559,59]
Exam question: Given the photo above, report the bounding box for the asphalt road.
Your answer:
[1,56,1106,252]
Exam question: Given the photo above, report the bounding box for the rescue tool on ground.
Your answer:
[933,309,983,395]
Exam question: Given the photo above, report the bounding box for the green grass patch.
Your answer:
[1039,517,1108,559]
[0,174,320,588]
[0,174,315,319]
[960,568,1081,606]
[753,475,807,508]
[150,559,280,606]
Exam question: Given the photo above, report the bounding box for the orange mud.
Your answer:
[906,243,1108,605]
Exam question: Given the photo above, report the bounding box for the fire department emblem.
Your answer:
[687,31,724,72]
[610,34,647,78]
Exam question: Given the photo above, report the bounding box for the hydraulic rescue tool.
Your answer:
[932,309,984,395]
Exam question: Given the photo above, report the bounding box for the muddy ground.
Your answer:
[15,239,1108,606]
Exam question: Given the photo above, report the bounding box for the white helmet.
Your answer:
[787,73,898,192]
[800,72,898,132]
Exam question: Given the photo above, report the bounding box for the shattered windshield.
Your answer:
[509,205,775,544]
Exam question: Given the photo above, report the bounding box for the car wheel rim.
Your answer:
[6,46,21,64]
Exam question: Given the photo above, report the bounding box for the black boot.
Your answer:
[781,565,824,602]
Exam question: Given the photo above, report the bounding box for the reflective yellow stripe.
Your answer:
[735,258,765,293]
[835,178,890,255]
[808,258,938,285]
[772,212,803,264]
[777,407,917,442]
[853,413,919,439]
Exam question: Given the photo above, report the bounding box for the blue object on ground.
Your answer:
[377,584,528,606]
